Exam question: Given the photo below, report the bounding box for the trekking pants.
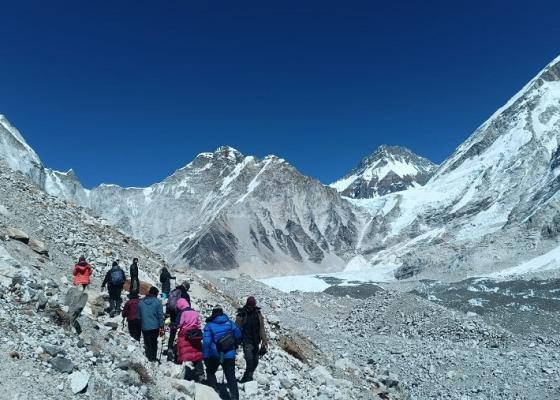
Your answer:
[205,358,239,400]
[128,319,141,341]
[142,329,159,361]
[108,286,123,313]
[243,343,260,378]
[184,361,204,382]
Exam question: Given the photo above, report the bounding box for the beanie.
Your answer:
[246,296,257,307]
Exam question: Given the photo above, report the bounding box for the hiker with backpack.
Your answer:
[159,266,175,299]
[122,292,141,341]
[174,298,204,382]
[236,296,268,383]
[101,261,126,317]
[129,257,140,295]
[138,286,164,362]
[165,281,192,360]
[72,256,93,291]
[203,305,242,400]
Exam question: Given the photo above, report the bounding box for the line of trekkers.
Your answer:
[72,257,267,400]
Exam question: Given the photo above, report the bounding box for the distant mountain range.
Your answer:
[2,54,560,280]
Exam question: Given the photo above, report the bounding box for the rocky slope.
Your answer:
[0,160,405,399]
[330,145,436,199]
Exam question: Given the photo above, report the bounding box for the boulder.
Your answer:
[50,356,75,373]
[6,228,29,243]
[123,279,151,295]
[28,238,49,256]
[69,371,90,394]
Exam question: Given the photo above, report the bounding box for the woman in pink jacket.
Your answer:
[175,298,204,381]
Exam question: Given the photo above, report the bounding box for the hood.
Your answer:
[177,298,190,310]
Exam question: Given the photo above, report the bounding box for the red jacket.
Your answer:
[122,298,140,321]
[176,327,203,363]
[73,263,92,285]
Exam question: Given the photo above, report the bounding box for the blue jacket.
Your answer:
[138,296,164,331]
[203,314,242,360]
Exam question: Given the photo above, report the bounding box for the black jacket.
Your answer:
[159,268,175,293]
[130,262,139,281]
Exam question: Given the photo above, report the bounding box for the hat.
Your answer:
[212,304,223,311]
[79,256,86,262]
[127,292,139,299]
[246,296,257,307]
[112,261,118,267]
[182,281,190,291]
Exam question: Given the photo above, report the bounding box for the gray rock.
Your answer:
[50,356,74,373]
[6,228,29,243]
[69,371,90,394]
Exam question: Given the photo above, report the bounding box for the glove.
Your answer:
[165,317,171,326]
[258,345,268,357]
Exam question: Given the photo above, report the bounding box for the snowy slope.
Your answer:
[351,54,560,279]
[0,115,45,185]
[331,145,436,198]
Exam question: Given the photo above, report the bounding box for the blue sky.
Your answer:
[1,0,559,188]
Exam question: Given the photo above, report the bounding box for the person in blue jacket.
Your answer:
[138,286,164,362]
[203,305,242,400]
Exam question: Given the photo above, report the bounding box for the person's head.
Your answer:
[78,256,86,263]
[246,296,257,308]
[128,291,139,299]
[177,298,190,310]
[182,281,190,291]
[112,261,118,267]
[210,305,223,318]
[133,258,138,264]
[148,286,159,297]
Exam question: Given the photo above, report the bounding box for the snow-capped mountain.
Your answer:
[353,54,560,279]
[0,115,45,186]
[79,147,362,276]
[2,54,560,282]
[330,145,437,198]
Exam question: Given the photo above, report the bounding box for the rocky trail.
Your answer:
[0,163,408,399]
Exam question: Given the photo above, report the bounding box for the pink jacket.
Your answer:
[175,298,203,363]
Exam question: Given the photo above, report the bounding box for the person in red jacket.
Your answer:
[175,298,204,382]
[122,292,141,341]
[72,256,93,291]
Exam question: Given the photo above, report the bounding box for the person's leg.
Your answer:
[204,359,219,389]
[108,286,117,315]
[241,343,256,382]
[222,358,239,400]
[115,288,123,312]
[129,320,141,341]
[193,361,205,382]
[143,329,158,361]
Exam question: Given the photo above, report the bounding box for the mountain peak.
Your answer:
[331,145,437,199]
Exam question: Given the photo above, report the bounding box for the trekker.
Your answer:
[166,281,192,360]
[138,286,164,362]
[236,296,268,383]
[101,261,126,317]
[72,256,93,291]
[159,266,175,299]
[203,305,242,400]
[130,258,140,295]
[122,292,141,341]
[175,298,204,382]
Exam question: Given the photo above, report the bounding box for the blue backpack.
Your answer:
[110,267,125,285]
